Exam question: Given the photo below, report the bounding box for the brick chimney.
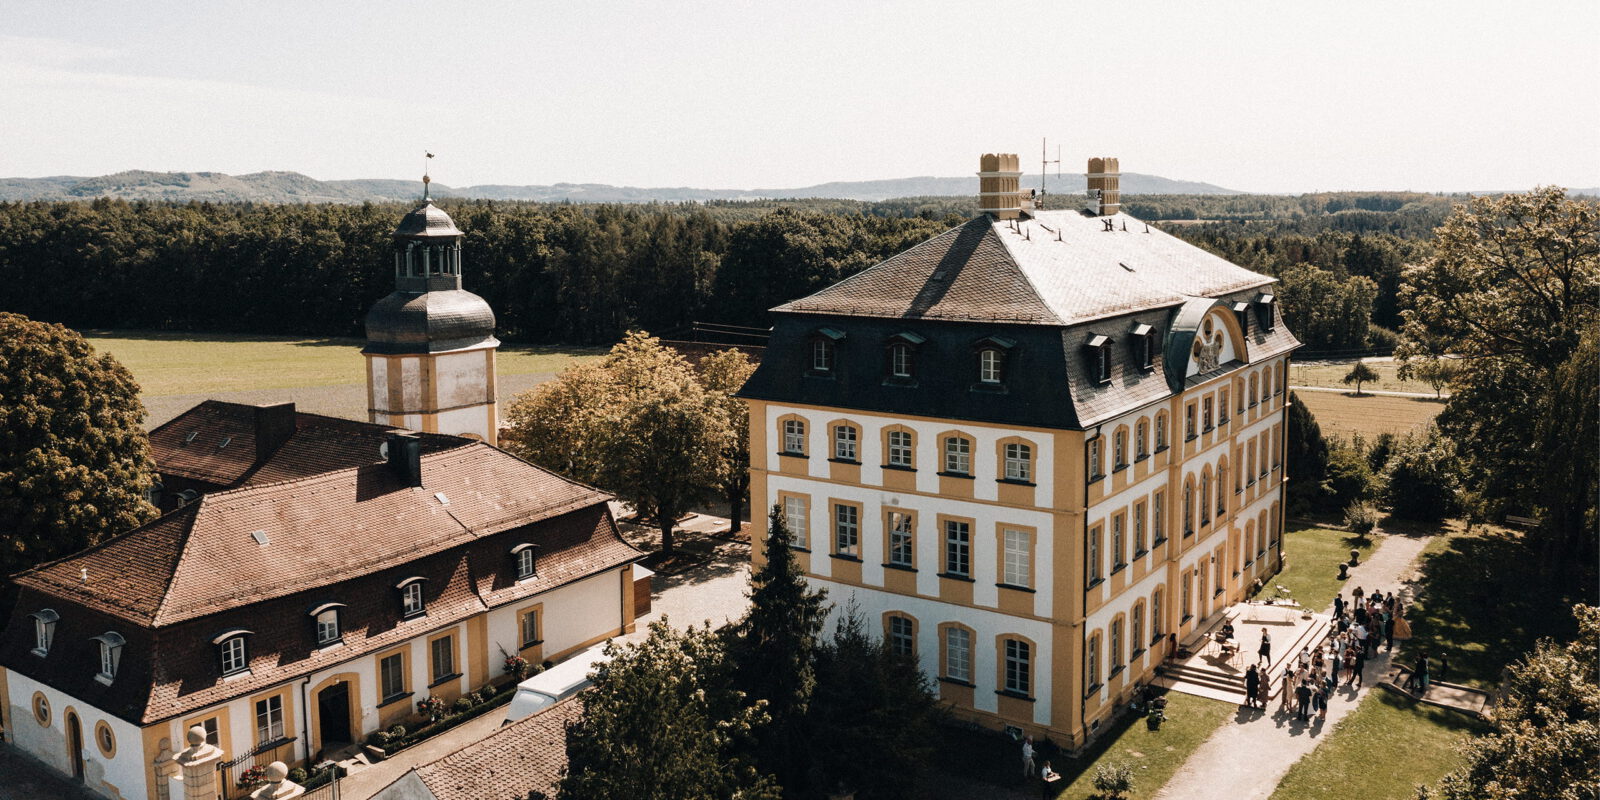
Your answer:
[1086,157,1121,216]
[978,153,1024,220]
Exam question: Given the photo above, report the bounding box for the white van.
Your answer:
[502,643,610,725]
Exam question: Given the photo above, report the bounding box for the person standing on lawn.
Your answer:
[1021,735,1035,779]
[1436,652,1449,683]
[1334,593,1345,619]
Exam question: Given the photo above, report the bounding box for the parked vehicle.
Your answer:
[502,644,610,725]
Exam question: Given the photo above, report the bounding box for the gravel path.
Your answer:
[1152,531,1432,800]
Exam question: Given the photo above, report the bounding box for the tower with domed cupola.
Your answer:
[363,180,500,444]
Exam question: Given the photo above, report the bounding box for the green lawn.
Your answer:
[1252,526,1376,613]
[1290,360,1446,397]
[1269,691,1485,800]
[926,693,1234,800]
[1393,525,1578,690]
[81,330,603,396]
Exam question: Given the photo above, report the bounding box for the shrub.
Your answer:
[480,682,497,698]
[417,695,446,722]
[504,654,530,678]
[365,730,389,747]
[452,696,474,714]
[1093,762,1135,799]
[287,768,308,784]
[387,724,406,740]
[1344,501,1380,534]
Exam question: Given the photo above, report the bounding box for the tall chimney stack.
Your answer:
[1086,157,1121,216]
[977,153,1024,220]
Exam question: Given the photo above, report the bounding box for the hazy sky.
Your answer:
[3,0,1596,193]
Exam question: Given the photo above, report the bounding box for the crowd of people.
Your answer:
[1237,585,1430,721]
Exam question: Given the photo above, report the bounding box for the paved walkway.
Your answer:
[1289,385,1443,400]
[1153,531,1431,800]
[0,745,103,800]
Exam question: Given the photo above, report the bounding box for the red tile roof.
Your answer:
[405,697,582,800]
[16,444,612,627]
[149,400,468,488]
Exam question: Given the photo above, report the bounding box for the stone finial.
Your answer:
[248,761,305,800]
[176,726,222,764]
[153,737,180,778]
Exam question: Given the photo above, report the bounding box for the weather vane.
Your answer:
[423,151,435,200]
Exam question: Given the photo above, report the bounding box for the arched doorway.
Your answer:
[317,682,353,750]
[64,711,85,781]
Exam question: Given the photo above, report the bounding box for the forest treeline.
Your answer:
[0,192,1469,347]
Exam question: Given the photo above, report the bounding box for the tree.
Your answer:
[805,606,943,799]
[698,349,757,534]
[1397,187,1599,586]
[503,332,729,554]
[1418,605,1600,800]
[723,506,829,789]
[1284,391,1331,515]
[1382,427,1458,522]
[559,619,779,800]
[1397,357,1460,399]
[1323,442,1376,512]
[1341,362,1380,395]
[0,314,156,579]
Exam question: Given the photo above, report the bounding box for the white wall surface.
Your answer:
[5,670,148,800]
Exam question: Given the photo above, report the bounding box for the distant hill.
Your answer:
[0,169,1240,204]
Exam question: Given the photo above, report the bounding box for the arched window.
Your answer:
[782,418,806,455]
[1004,442,1033,482]
[1152,589,1165,638]
[1087,438,1103,480]
[1113,428,1127,469]
[1131,603,1145,654]
[1200,470,1212,525]
[398,577,427,618]
[1110,617,1124,671]
[1249,374,1260,407]
[214,631,252,676]
[309,603,346,646]
[512,543,540,580]
[832,424,858,461]
[1182,481,1194,535]
[1155,412,1169,450]
[887,614,916,657]
[886,429,915,468]
[1084,633,1100,690]
[1136,419,1148,457]
[94,632,126,682]
[1217,461,1229,516]
[29,609,57,656]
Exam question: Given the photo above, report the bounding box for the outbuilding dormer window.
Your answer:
[309,603,346,646]
[979,349,1003,383]
[1256,294,1276,332]
[212,630,252,677]
[397,577,427,618]
[512,543,540,580]
[885,331,925,380]
[30,609,58,656]
[1085,334,1112,384]
[93,631,125,683]
[1233,302,1251,336]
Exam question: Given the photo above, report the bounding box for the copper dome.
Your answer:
[363,290,498,355]
[393,201,464,239]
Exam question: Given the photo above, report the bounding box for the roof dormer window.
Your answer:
[397,577,427,618]
[1131,324,1156,371]
[30,609,58,657]
[1085,334,1113,385]
[213,630,252,676]
[973,335,1015,387]
[808,327,845,374]
[93,632,125,684]
[1256,294,1276,332]
[1233,301,1251,336]
[885,331,925,381]
[309,603,346,647]
[512,543,540,581]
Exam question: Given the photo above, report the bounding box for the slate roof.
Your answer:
[149,401,468,488]
[403,697,582,800]
[14,444,612,627]
[775,210,1271,326]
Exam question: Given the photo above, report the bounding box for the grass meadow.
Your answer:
[1289,360,1446,397]
[1252,526,1377,613]
[1293,391,1443,441]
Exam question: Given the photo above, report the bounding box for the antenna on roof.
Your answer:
[1040,138,1061,199]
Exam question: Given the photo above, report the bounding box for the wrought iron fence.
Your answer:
[215,736,296,799]
[300,763,343,800]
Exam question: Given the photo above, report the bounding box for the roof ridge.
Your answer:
[148,500,204,625]
[418,696,581,775]
[771,217,975,313]
[985,220,1068,326]
[10,502,199,580]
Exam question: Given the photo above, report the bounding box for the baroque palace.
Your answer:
[0,199,645,800]
[740,154,1300,746]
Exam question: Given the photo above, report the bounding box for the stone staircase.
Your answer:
[1154,604,1333,705]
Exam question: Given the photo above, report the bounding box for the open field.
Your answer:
[1267,691,1484,800]
[1251,526,1376,612]
[80,330,605,427]
[1290,360,1446,397]
[1293,391,1443,440]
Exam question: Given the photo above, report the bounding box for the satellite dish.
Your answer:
[379,441,389,462]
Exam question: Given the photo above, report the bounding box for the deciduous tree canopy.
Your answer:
[0,313,156,579]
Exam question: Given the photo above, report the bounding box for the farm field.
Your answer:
[80,330,605,427]
[1290,359,1445,397]
[1293,391,1443,440]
